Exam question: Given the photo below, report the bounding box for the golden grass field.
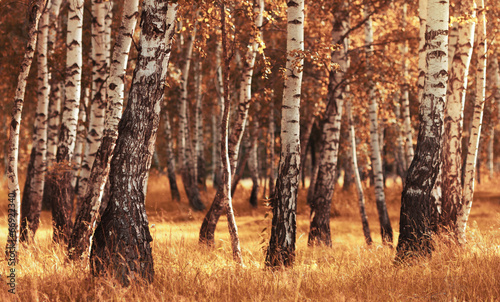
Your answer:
[0,172,499,301]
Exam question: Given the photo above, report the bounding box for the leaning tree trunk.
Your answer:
[396,0,449,261]
[308,3,348,247]
[48,0,84,243]
[5,0,46,265]
[179,15,204,211]
[364,8,393,245]
[90,1,178,285]
[68,0,141,261]
[458,0,486,244]
[440,1,475,233]
[164,112,181,201]
[20,5,50,242]
[77,0,108,199]
[266,0,303,267]
[199,0,264,246]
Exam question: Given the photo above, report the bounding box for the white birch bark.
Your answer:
[212,42,224,188]
[6,0,46,264]
[458,0,487,244]
[72,88,89,194]
[441,1,475,230]
[401,3,414,167]
[364,8,392,244]
[266,0,303,267]
[268,102,275,196]
[194,59,204,187]
[417,0,428,104]
[78,0,108,197]
[68,0,142,260]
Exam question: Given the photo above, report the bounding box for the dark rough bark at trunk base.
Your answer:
[249,178,259,208]
[199,189,224,246]
[167,172,181,202]
[47,164,74,243]
[20,147,39,242]
[375,201,393,245]
[198,155,207,191]
[181,170,205,211]
[308,198,332,247]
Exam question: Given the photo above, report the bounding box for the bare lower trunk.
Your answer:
[164,112,181,202]
[90,1,177,285]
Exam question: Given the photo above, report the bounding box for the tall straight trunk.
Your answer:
[300,116,316,189]
[194,59,206,190]
[347,97,372,245]
[71,88,89,195]
[179,14,204,211]
[20,5,50,242]
[266,0,303,267]
[394,100,407,180]
[164,112,181,201]
[268,103,275,197]
[78,0,108,198]
[68,0,141,261]
[364,8,393,244]
[6,0,46,265]
[212,43,224,189]
[46,85,61,168]
[91,1,178,284]
[247,127,260,208]
[486,56,500,178]
[48,0,84,243]
[487,128,493,178]
[417,0,427,104]
[458,0,486,244]
[308,2,348,247]
[448,22,458,71]
[199,0,264,246]
[211,113,217,186]
[401,3,414,168]
[396,0,449,260]
[441,1,475,232]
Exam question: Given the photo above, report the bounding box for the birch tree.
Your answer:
[164,111,181,201]
[441,1,475,231]
[5,0,47,262]
[68,0,141,260]
[71,88,89,195]
[458,0,487,244]
[396,0,449,260]
[90,1,179,284]
[401,3,414,168]
[265,0,303,267]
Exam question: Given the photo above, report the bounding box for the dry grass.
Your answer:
[1,173,499,301]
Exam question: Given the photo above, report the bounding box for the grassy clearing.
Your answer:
[1,173,499,301]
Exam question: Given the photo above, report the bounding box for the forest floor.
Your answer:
[0,172,499,301]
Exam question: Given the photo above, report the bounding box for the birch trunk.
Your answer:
[48,0,84,243]
[46,84,61,168]
[164,112,181,201]
[394,100,407,179]
[68,0,141,260]
[212,43,224,189]
[441,1,475,232]
[396,0,449,260]
[266,0,303,267]
[364,9,393,244]
[179,16,204,211]
[458,0,486,244]
[20,6,50,242]
[5,0,46,264]
[347,97,372,245]
[78,0,108,198]
[247,127,260,208]
[308,3,348,247]
[401,3,414,167]
[194,59,206,190]
[71,88,89,195]
[268,103,275,197]
[199,0,264,246]
[417,0,427,104]
[90,2,178,285]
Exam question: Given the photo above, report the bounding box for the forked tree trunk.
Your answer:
[164,112,181,201]
[396,0,449,261]
[308,2,348,247]
[458,0,486,244]
[90,2,178,285]
[266,0,303,267]
[68,0,141,261]
[20,6,50,242]
[441,1,475,232]
[5,0,46,263]
[199,0,264,246]
[48,0,84,243]
[364,8,393,244]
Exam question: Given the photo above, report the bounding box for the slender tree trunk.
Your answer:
[308,2,348,247]
[199,0,264,246]
[247,127,260,208]
[68,0,141,261]
[194,59,206,190]
[71,88,89,196]
[5,0,46,266]
[396,0,449,260]
[78,0,108,198]
[441,1,475,232]
[394,100,407,180]
[20,5,50,242]
[231,150,250,197]
[458,0,486,244]
[268,103,275,197]
[364,8,393,245]
[48,0,84,243]
[164,112,181,201]
[300,115,315,189]
[212,43,224,189]
[90,2,178,285]
[347,97,372,245]
[266,0,303,267]
[401,3,414,168]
